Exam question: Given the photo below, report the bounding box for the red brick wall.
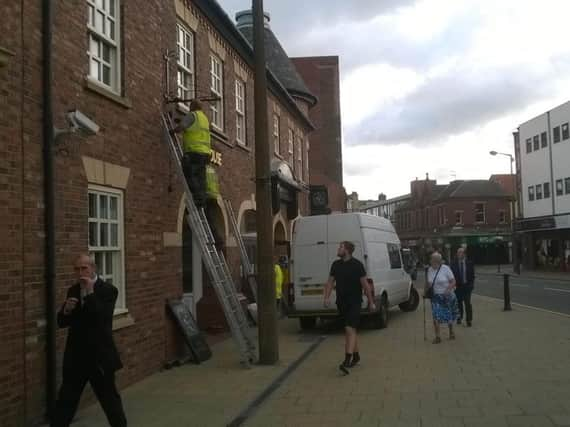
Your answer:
[0,1,26,425]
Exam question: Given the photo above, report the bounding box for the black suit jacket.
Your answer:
[450,259,475,288]
[58,278,123,375]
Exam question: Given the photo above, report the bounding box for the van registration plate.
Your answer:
[301,289,323,296]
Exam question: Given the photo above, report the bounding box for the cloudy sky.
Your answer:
[218,0,570,200]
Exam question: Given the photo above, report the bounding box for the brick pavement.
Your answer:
[69,296,570,427]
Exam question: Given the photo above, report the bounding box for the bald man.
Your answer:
[52,255,126,427]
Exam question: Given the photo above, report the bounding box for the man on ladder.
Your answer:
[172,100,211,209]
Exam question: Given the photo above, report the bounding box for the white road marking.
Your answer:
[545,287,570,294]
[511,283,529,288]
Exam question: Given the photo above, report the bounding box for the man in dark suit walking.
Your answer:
[450,247,475,327]
[52,254,127,427]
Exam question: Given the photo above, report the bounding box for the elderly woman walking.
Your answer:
[425,252,458,344]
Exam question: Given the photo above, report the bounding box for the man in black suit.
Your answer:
[450,247,475,327]
[52,254,127,427]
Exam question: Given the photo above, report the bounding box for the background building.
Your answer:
[361,193,411,223]
[292,56,346,213]
[395,175,512,264]
[514,100,570,272]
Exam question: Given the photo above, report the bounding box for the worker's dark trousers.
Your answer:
[182,152,209,208]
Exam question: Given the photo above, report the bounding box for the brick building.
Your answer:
[0,1,318,425]
[395,175,512,265]
[292,56,347,213]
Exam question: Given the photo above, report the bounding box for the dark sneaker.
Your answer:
[339,363,350,375]
[349,354,360,367]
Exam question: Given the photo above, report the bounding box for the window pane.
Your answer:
[566,178,570,194]
[111,223,118,246]
[556,180,563,195]
[110,197,118,219]
[89,5,95,26]
[541,132,548,147]
[94,252,103,271]
[102,65,111,85]
[526,139,532,153]
[96,11,104,33]
[89,193,97,218]
[563,123,570,140]
[89,222,98,246]
[554,126,561,143]
[102,44,111,62]
[106,252,114,274]
[108,19,115,39]
[100,223,109,246]
[533,135,539,150]
[544,183,550,198]
[99,195,108,219]
[109,0,116,17]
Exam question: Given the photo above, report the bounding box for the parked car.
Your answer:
[287,213,419,330]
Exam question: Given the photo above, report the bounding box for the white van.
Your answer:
[287,213,419,330]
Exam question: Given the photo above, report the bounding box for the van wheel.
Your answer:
[299,317,316,330]
[373,295,389,329]
[399,286,420,312]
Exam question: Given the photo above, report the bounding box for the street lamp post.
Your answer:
[489,150,518,273]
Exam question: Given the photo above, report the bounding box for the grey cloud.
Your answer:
[346,62,567,147]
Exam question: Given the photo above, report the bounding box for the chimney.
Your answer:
[235,9,271,29]
[378,193,387,201]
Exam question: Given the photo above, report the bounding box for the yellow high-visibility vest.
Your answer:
[206,165,220,200]
[274,264,283,299]
[183,110,211,155]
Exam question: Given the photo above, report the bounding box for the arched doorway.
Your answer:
[241,209,257,272]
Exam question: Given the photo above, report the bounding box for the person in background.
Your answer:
[450,247,475,326]
[274,255,284,314]
[425,252,458,344]
[52,255,126,427]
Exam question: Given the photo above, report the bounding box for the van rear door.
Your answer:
[292,216,330,311]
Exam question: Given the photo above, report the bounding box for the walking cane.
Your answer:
[423,295,427,342]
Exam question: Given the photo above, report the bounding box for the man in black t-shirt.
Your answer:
[324,241,375,375]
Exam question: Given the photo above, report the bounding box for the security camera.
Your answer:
[67,110,100,135]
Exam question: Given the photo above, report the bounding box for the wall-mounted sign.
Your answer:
[210,150,222,166]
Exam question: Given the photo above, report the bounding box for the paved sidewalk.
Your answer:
[70,321,319,426]
[72,296,570,427]
[477,265,570,282]
[246,297,570,427]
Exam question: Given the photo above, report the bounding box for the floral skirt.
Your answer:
[431,293,459,324]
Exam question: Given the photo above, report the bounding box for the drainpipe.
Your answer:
[42,0,57,419]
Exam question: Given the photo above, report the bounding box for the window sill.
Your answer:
[113,310,135,331]
[85,78,133,109]
[236,142,251,153]
[211,129,233,147]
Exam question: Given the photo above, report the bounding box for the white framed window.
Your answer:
[88,185,126,311]
[455,210,464,225]
[176,23,195,105]
[210,54,224,130]
[296,134,302,177]
[273,114,281,155]
[287,128,294,159]
[87,0,120,92]
[235,79,246,145]
[474,202,486,224]
[499,210,506,224]
[304,138,309,182]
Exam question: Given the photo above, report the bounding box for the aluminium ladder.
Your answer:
[161,111,256,367]
[223,199,258,302]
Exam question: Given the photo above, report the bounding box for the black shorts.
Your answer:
[337,300,361,328]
